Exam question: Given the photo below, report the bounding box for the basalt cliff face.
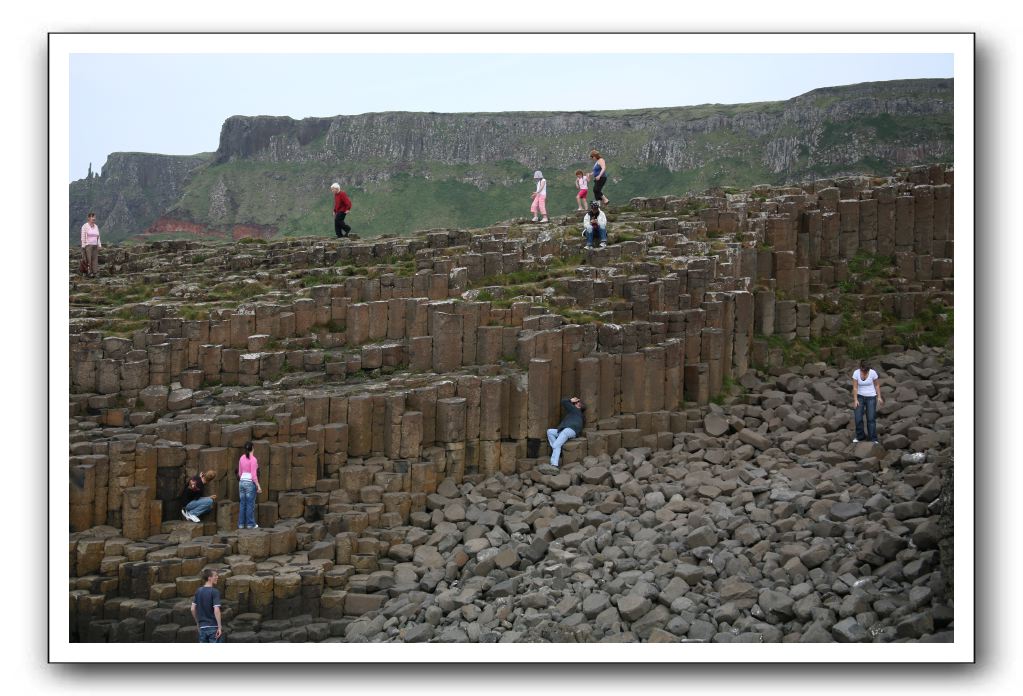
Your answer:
[69,78,952,243]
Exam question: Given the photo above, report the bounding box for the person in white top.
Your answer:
[851,359,884,443]
[530,170,548,223]
[582,201,608,249]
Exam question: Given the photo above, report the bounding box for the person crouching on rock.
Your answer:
[544,396,586,471]
[331,182,352,238]
[180,470,218,522]
[583,201,607,249]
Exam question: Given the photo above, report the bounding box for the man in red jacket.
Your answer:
[331,182,353,238]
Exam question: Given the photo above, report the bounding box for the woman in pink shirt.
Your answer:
[80,212,101,277]
[237,441,262,529]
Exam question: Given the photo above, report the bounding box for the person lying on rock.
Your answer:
[543,396,586,472]
[180,470,218,522]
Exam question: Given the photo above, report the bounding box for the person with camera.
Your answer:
[582,200,607,249]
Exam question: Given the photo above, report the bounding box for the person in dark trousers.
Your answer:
[582,201,608,249]
[589,149,609,206]
[543,396,586,471]
[851,359,883,443]
[191,568,224,643]
[331,182,352,237]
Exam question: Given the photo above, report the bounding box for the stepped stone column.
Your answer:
[801,210,822,268]
[69,463,95,532]
[478,377,504,441]
[408,386,438,446]
[597,352,617,420]
[774,300,798,340]
[346,303,370,347]
[701,328,724,395]
[476,326,504,364]
[895,195,915,249]
[817,187,840,213]
[683,309,705,363]
[821,212,840,260]
[620,352,645,414]
[774,251,796,296]
[386,298,406,339]
[875,185,897,257]
[933,184,952,245]
[838,199,860,258]
[527,359,551,440]
[347,395,373,457]
[230,312,255,349]
[507,375,528,440]
[409,335,433,373]
[290,440,318,489]
[384,393,405,458]
[269,443,292,491]
[913,185,935,255]
[456,376,481,441]
[457,304,479,366]
[541,330,565,428]
[858,198,878,250]
[766,216,796,251]
[756,248,773,284]
[684,363,709,405]
[660,339,682,410]
[576,358,601,418]
[370,394,387,453]
[147,343,170,386]
[399,411,423,459]
[642,346,666,412]
[754,290,775,337]
[432,312,463,373]
[121,486,150,541]
[368,300,389,341]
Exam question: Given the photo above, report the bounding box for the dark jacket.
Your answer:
[180,475,205,507]
[556,399,585,434]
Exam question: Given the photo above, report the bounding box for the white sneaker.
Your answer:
[188,512,200,523]
[531,217,538,222]
[852,439,859,443]
[585,245,593,249]
[251,524,259,529]
[599,242,607,248]
[181,508,190,521]
[540,218,548,223]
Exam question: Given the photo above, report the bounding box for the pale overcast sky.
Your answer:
[68,51,953,182]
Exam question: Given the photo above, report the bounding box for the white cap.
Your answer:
[533,170,543,179]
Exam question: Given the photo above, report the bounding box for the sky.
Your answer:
[68,51,953,182]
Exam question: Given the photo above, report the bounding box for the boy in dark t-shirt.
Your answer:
[191,568,223,643]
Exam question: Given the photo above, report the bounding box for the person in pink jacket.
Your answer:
[237,441,262,529]
[80,212,101,277]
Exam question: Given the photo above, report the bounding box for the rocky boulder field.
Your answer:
[212,346,952,644]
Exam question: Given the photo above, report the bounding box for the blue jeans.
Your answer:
[198,626,222,643]
[239,479,257,528]
[586,225,607,247]
[185,497,214,518]
[547,427,577,468]
[854,396,878,441]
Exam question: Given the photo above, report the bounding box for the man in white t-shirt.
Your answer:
[851,359,884,443]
